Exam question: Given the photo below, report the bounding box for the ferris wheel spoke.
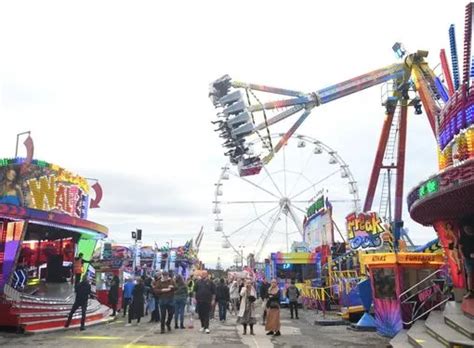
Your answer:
[262,165,284,197]
[283,142,287,196]
[255,205,283,261]
[288,146,315,197]
[219,200,280,204]
[228,204,280,237]
[287,204,304,236]
[254,207,281,251]
[229,170,280,199]
[289,203,306,215]
[285,213,289,252]
[290,169,341,200]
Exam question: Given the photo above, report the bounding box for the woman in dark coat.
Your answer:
[127,278,145,325]
[108,275,120,316]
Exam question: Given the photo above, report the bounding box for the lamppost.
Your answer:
[131,229,142,273]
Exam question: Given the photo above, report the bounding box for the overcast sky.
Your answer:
[0,0,467,267]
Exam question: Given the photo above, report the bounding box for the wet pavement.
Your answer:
[0,305,390,347]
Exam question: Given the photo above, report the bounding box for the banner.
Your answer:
[0,159,90,219]
[346,212,387,251]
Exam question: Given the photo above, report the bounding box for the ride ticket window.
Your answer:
[373,268,396,300]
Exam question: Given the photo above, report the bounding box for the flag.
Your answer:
[23,135,34,164]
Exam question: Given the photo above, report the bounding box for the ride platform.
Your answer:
[0,282,113,333]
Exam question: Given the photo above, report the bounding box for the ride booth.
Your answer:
[361,252,445,337]
[270,251,317,305]
[0,157,113,333]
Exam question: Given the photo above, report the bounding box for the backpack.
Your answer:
[287,286,299,302]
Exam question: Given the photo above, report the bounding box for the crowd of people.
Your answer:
[65,269,302,336]
[119,270,234,335]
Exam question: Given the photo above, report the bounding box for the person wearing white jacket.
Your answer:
[229,280,240,315]
[237,280,257,335]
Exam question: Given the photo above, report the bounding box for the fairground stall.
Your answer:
[361,252,446,337]
[0,157,112,333]
[91,243,133,310]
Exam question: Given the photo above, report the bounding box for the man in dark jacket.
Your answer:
[153,271,176,334]
[260,278,270,324]
[215,278,230,322]
[65,276,92,331]
[285,279,300,319]
[194,271,216,334]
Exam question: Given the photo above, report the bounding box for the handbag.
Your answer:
[269,301,280,309]
[248,295,256,303]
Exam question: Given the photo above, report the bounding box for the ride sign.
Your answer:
[346,212,387,251]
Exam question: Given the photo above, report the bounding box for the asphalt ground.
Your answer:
[0,303,390,348]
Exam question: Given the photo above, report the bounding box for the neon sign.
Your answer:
[306,195,325,217]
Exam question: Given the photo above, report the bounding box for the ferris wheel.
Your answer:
[213,133,360,262]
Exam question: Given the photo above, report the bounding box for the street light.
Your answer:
[131,229,142,273]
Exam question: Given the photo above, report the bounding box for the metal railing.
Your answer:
[399,269,450,326]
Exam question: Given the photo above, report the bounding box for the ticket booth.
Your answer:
[361,252,445,337]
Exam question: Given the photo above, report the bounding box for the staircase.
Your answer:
[0,284,114,333]
[390,300,474,348]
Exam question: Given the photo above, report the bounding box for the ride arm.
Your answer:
[257,63,408,163]
[238,63,408,136]
[315,63,407,104]
[410,63,440,135]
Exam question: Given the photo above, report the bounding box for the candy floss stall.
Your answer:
[0,157,113,333]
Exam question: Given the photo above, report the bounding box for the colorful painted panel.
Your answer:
[433,220,465,288]
[77,238,98,276]
[0,221,25,293]
[0,158,90,219]
[372,267,402,337]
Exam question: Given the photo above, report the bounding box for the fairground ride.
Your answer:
[213,133,359,261]
[209,44,447,247]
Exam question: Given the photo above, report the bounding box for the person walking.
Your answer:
[229,280,240,316]
[126,278,145,326]
[73,253,88,287]
[108,275,120,316]
[209,277,219,320]
[194,271,216,334]
[260,278,270,325]
[285,279,300,319]
[216,278,230,322]
[265,279,281,337]
[237,280,257,335]
[122,278,135,317]
[150,274,161,323]
[64,276,92,331]
[154,271,176,334]
[186,275,195,314]
[174,275,188,329]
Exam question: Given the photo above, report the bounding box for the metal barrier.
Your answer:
[301,284,331,316]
